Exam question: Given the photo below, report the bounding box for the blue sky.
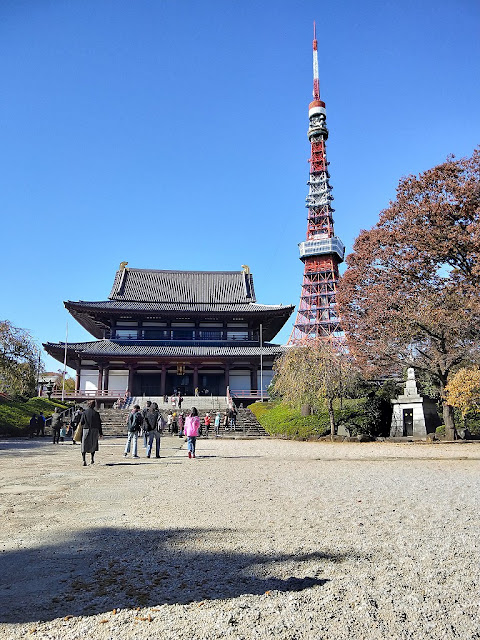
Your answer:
[1,0,478,374]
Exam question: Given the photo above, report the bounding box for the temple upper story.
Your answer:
[64,266,294,344]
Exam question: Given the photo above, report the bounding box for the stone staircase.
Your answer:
[234,408,268,437]
[97,404,268,438]
[98,407,131,436]
[126,395,228,412]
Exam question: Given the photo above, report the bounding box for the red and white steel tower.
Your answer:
[289,24,345,344]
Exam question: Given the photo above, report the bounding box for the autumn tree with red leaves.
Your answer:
[337,148,480,440]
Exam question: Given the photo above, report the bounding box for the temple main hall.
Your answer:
[44,264,293,403]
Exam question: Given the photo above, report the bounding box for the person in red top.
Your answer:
[204,412,211,438]
[184,408,200,458]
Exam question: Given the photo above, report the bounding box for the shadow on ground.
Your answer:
[0,527,350,623]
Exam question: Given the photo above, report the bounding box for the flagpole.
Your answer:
[62,321,68,402]
[260,323,263,402]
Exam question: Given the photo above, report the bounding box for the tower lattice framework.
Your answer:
[289,24,345,344]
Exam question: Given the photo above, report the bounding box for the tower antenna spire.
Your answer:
[312,21,320,100]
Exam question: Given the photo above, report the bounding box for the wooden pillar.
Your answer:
[224,363,230,394]
[103,366,109,392]
[250,365,258,392]
[127,365,135,395]
[193,365,199,392]
[160,364,166,397]
[75,361,81,392]
[97,364,104,395]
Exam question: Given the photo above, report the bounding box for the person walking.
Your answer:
[177,393,183,410]
[145,402,161,458]
[124,404,142,458]
[51,408,62,444]
[223,410,229,431]
[177,412,184,437]
[29,414,38,438]
[214,411,221,437]
[184,408,200,459]
[229,406,237,431]
[171,411,177,434]
[80,400,103,466]
[142,401,152,448]
[37,412,46,436]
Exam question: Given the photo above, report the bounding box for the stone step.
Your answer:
[97,404,267,438]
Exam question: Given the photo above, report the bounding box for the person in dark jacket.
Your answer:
[124,405,142,458]
[80,400,103,466]
[142,400,152,448]
[145,402,162,458]
[37,412,46,436]
[29,414,38,438]
[51,408,63,444]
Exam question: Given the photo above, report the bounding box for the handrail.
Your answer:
[112,331,256,342]
[50,390,124,398]
[45,406,75,425]
[230,389,270,399]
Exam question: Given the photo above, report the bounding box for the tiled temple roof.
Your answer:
[64,267,294,340]
[109,268,257,303]
[44,340,286,363]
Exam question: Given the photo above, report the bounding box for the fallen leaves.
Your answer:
[134,614,153,622]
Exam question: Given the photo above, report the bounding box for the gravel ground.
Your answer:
[0,435,479,639]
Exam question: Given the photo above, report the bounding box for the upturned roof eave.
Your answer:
[43,340,287,366]
[64,300,295,341]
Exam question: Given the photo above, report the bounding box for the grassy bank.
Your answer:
[0,397,69,436]
[250,399,365,439]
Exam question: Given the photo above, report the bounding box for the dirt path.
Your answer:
[0,436,479,639]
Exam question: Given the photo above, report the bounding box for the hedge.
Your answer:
[250,399,365,439]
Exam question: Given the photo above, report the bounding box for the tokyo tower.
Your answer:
[289,24,345,344]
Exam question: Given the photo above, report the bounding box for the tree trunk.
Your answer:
[442,401,455,440]
[328,398,336,437]
[301,404,311,417]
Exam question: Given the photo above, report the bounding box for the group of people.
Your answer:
[40,401,103,466]
[164,391,183,409]
[29,407,87,444]
[114,390,131,409]
[28,412,47,437]
[123,402,201,459]
[44,399,240,466]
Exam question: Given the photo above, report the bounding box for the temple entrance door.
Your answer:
[403,408,413,436]
[134,373,162,397]
[198,373,224,396]
[166,373,193,396]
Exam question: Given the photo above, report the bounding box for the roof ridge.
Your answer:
[125,268,244,274]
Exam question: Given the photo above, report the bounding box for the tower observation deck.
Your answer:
[288,24,345,343]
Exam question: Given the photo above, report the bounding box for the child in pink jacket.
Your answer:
[184,407,200,458]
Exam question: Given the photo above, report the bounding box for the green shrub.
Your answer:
[250,399,364,439]
[436,425,445,437]
[0,397,69,436]
[464,413,480,436]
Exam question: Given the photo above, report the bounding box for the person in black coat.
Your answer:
[29,414,38,438]
[80,400,103,466]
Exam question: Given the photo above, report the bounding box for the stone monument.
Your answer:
[390,368,439,438]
